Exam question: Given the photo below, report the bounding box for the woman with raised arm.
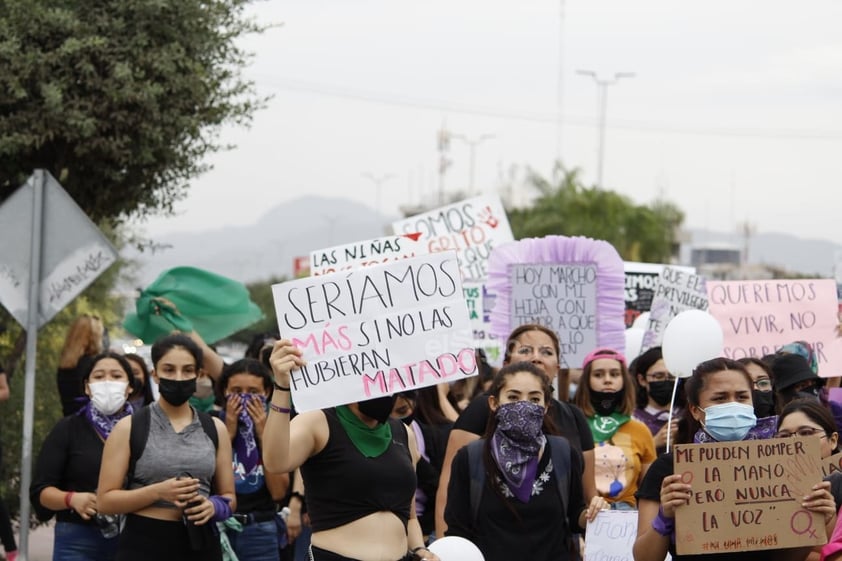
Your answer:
[262,339,439,561]
[97,334,235,561]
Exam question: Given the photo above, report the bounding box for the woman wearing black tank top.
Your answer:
[97,334,236,561]
[434,324,604,537]
[263,340,440,561]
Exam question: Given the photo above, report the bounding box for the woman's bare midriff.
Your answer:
[133,505,184,522]
[311,511,408,561]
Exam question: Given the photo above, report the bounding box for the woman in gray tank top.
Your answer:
[97,334,236,561]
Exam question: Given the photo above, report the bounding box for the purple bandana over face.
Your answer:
[81,400,133,441]
[490,401,546,502]
[226,393,267,489]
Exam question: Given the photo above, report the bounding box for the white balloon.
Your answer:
[427,536,485,561]
[632,311,650,330]
[662,309,724,378]
[625,327,645,360]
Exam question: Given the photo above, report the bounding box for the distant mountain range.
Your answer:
[123,196,841,288]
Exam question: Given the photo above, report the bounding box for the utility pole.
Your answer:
[577,69,635,187]
[437,124,452,206]
[361,172,394,217]
[450,133,494,195]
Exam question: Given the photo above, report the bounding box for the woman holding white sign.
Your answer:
[263,340,439,561]
[633,358,835,561]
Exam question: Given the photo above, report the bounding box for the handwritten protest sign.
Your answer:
[821,450,842,478]
[272,252,478,412]
[510,264,598,367]
[706,279,842,374]
[391,195,513,281]
[463,281,502,365]
[487,236,625,367]
[674,438,825,555]
[624,262,696,328]
[584,510,637,561]
[309,233,426,276]
[641,266,708,352]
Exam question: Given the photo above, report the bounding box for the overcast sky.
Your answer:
[135,0,842,252]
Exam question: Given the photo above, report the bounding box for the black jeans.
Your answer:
[309,545,413,561]
[116,514,221,561]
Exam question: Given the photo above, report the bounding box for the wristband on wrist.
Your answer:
[652,506,675,538]
[273,381,290,392]
[64,491,75,510]
[270,402,291,414]
[209,495,233,522]
[289,491,304,502]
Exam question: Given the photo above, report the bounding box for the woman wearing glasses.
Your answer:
[634,358,835,561]
[631,347,680,455]
[737,357,777,419]
[777,399,842,561]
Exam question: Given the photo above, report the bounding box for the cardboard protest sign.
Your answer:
[391,195,513,281]
[674,438,825,555]
[706,279,842,374]
[462,281,502,365]
[272,252,478,412]
[584,510,637,561]
[487,236,625,369]
[821,450,842,478]
[309,233,426,276]
[641,266,709,352]
[624,262,696,328]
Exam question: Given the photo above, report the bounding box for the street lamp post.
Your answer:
[361,172,395,217]
[576,69,635,187]
[450,133,495,195]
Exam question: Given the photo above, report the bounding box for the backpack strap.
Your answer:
[197,410,219,451]
[547,436,571,515]
[466,439,486,526]
[127,406,152,484]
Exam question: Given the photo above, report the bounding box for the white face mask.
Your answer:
[89,381,129,415]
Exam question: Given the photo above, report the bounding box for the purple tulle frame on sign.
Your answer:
[487,235,626,363]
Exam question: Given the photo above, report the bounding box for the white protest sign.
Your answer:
[0,171,118,327]
[463,281,503,366]
[585,510,638,561]
[510,263,598,368]
[624,262,696,328]
[641,266,709,352]
[391,194,513,281]
[272,252,478,412]
[309,233,427,276]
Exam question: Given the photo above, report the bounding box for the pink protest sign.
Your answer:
[706,279,842,375]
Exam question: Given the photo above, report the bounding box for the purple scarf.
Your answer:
[228,393,266,479]
[81,401,133,441]
[490,401,546,503]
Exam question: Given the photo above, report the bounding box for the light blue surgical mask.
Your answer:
[701,401,757,442]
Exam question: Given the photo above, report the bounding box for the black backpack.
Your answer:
[127,405,219,481]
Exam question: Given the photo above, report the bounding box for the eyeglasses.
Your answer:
[775,427,827,439]
[646,371,676,382]
[753,378,772,391]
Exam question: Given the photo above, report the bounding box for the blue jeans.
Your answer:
[228,520,280,561]
[610,501,636,511]
[53,521,119,561]
[293,525,312,561]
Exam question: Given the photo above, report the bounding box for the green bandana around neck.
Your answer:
[189,394,216,413]
[335,405,393,458]
[587,412,631,443]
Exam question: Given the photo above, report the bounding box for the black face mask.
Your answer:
[357,395,397,425]
[159,378,197,407]
[590,390,624,416]
[647,381,673,407]
[752,390,776,418]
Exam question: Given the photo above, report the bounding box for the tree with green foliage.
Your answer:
[507,165,685,263]
[0,0,266,222]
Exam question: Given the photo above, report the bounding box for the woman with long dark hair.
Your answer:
[444,362,589,561]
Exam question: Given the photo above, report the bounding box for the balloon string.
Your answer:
[665,378,680,454]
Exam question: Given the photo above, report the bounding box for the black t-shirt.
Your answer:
[636,454,797,561]
[445,437,585,561]
[454,393,594,454]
